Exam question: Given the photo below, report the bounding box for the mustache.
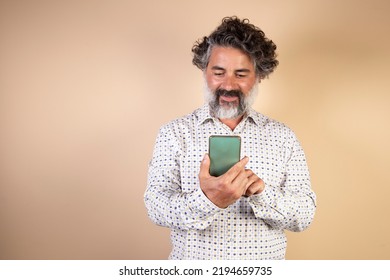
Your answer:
[215,89,243,98]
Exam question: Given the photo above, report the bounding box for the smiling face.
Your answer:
[204,46,259,120]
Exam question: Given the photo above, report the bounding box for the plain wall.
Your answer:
[1,0,389,259]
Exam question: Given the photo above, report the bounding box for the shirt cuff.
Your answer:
[248,184,277,208]
[192,186,224,214]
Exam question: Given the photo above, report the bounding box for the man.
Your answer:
[144,16,316,260]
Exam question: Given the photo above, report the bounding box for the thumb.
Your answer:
[199,153,210,178]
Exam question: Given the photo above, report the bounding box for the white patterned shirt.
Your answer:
[145,104,316,259]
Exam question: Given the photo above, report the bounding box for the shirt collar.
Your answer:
[196,104,267,127]
[245,107,268,127]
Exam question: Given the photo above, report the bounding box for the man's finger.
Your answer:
[199,153,211,178]
[224,156,249,180]
[245,175,265,196]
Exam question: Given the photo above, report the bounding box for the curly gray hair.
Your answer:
[192,16,279,79]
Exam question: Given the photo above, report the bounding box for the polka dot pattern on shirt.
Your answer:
[145,104,316,260]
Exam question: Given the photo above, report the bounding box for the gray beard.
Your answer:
[204,82,259,120]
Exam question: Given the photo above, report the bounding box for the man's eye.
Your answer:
[214,72,224,76]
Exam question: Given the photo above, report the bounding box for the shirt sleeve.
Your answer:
[144,125,222,231]
[248,133,317,232]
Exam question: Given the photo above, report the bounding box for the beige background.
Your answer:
[1,0,389,260]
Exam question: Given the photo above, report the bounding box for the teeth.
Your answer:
[220,96,238,103]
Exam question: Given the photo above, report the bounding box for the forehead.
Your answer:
[207,46,254,70]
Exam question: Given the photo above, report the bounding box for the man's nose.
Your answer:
[221,75,238,91]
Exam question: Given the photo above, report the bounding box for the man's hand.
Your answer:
[242,169,265,197]
[199,154,265,208]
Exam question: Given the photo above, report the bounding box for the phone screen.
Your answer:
[209,135,241,177]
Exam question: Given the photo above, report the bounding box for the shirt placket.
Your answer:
[223,209,237,259]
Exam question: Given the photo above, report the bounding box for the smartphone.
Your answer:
[209,135,241,177]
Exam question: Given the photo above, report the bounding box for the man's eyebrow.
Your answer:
[210,66,251,72]
[211,66,225,71]
[235,68,251,73]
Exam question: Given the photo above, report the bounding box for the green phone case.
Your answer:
[209,135,241,177]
